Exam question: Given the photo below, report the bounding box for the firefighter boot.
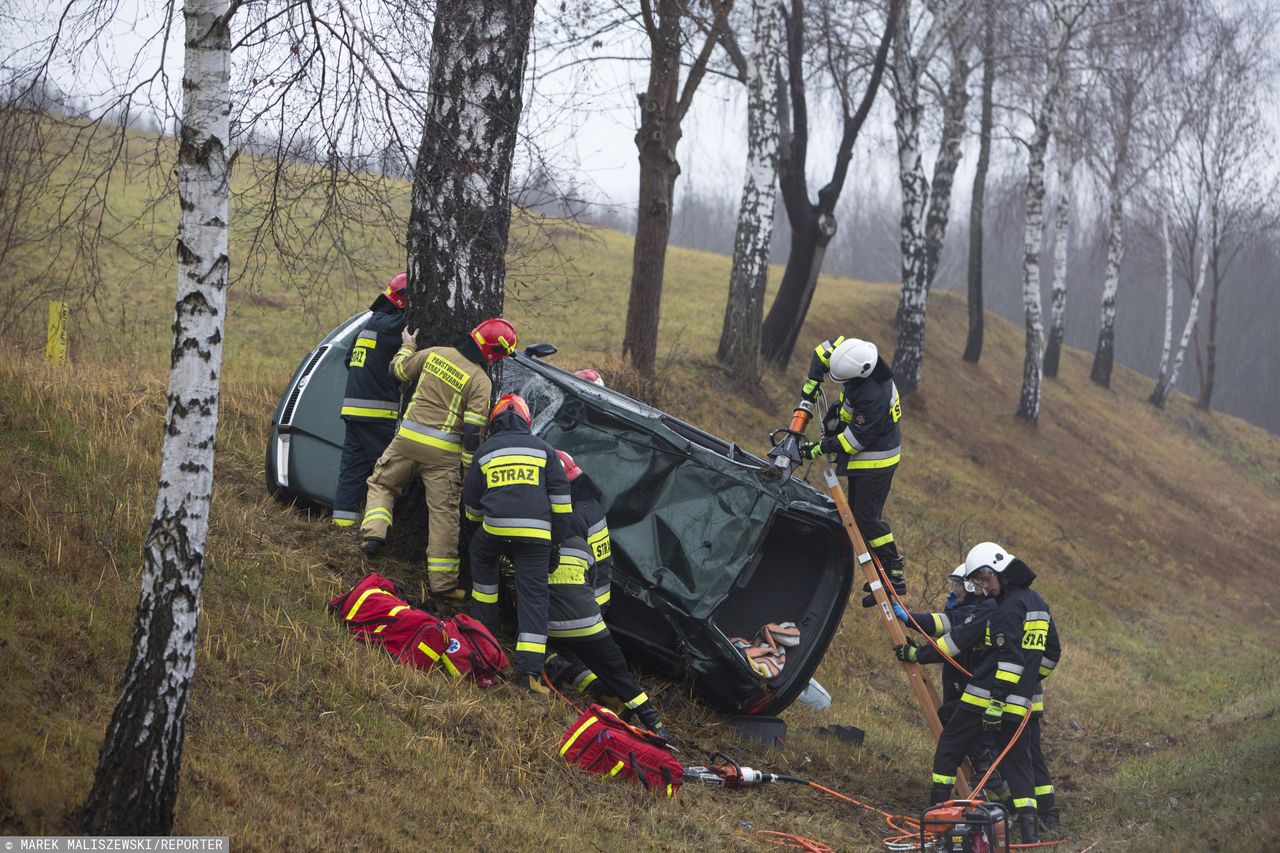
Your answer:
[361,536,386,557]
[636,704,672,741]
[434,587,468,603]
[1018,812,1041,845]
[1039,804,1061,831]
[929,783,951,805]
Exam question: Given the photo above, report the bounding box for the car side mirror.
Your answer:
[523,342,557,358]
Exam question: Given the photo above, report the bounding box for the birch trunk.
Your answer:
[79,0,231,833]
[963,0,996,364]
[1089,192,1125,387]
[891,4,931,393]
[1196,217,1220,410]
[922,48,971,296]
[1014,91,1058,422]
[1151,209,1212,407]
[406,0,536,345]
[1042,149,1072,378]
[717,0,783,379]
[1152,205,1175,384]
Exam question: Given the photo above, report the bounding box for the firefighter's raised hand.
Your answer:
[401,327,418,348]
[800,441,823,460]
[800,378,820,402]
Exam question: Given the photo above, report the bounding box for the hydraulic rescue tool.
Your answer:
[766,396,972,797]
[683,753,808,789]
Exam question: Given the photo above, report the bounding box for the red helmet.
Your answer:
[574,368,604,387]
[383,272,408,309]
[471,317,518,364]
[555,449,581,482]
[490,394,531,427]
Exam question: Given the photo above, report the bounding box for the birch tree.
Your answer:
[405,0,538,344]
[1150,177,1212,407]
[890,0,974,393]
[759,0,900,367]
[716,0,783,380]
[1013,0,1086,423]
[1085,0,1184,388]
[961,0,997,363]
[79,0,233,832]
[1042,130,1077,378]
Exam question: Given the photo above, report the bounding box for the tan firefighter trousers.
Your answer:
[362,434,462,593]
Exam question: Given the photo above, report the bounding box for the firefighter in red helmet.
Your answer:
[360,316,517,600]
[332,273,408,528]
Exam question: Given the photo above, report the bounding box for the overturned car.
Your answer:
[267,313,853,715]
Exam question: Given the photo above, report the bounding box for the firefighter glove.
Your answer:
[892,601,908,623]
[894,639,920,663]
[800,441,823,460]
[982,699,1006,732]
[801,378,820,401]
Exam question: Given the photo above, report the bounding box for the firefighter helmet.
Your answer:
[555,449,582,482]
[471,318,518,364]
[828,338,878,382]
[382,272,408,310]
[490,393,531,427]
[574,368,605,387]
[949,563,978,595]
[963,542,1014,577]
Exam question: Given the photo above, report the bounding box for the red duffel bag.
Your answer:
[558,704,684,796]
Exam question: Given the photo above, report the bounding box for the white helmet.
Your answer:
[829,338,878,382]
[949,563,978,595]
[964,542,1014,577]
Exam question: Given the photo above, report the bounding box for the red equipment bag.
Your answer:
[329,573,508,687]
[558,704,685,796]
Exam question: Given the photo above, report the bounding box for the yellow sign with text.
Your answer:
[46,301,69,365]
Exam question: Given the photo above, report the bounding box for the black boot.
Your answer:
[361,536,385,556]
[1018,812,1041,844]
[930,782,952,805]
[1039,804,1060,831]
[635,704,671,741]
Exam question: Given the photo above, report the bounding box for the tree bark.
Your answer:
[1197,212,1221,410]
[962,0,996,364]
[1043,145,1073,378]
[405,0,537,345]
[1089,191,1124,387]
[79,0,232,833]
[1152,204,1175,384]
[717,0,783,379]
[1015,75,1061,423]
[922,49,970,294]
[1151,199,1212,407]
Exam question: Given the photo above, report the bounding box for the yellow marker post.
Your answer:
[45,301,69,365]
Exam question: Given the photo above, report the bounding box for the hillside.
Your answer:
[2,140,1280,850]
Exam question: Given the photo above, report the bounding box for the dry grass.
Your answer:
[1,127,1279,851]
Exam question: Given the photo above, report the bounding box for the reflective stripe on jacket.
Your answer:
[341,308,405,422]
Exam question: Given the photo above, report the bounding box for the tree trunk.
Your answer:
[1152,204,1174,385]
[760,210,836,366]
[1015,84,1059,423]
[1043,149,1073,378]
[891,5,930,393]
[963,0,996,364]
[921,51,970,295]
[405,0,536,345]
[718,0,783,379]
[1151,205,1212,407]
[78,0,232,833]
[1090,192,1125,388]
[1197,214,1221,410]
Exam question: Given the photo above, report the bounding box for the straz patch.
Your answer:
[995,633,1006,647]
[589,534,612,561]
[1023,619,1049,651]
[486,464,539,487]
[424,352,469,392]
[854,412,867,426]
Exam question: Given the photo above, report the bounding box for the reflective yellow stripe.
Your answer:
[388,605,409,617]
[1013,797,1038,809]
[398,429,463,452]
[418,642,441,662]
[624,692,650,709]
[578,673,597,692]
[480,454,547,472]
[931,614,945,635]
[847,452,901,470]
[960,693,990,710]
[595,590,611,606]
[482,522,552,540]
[345,587,394,621]
[472,589,499,604]
[463,411,486,425]
[355,336,377,348]
[373,624,386,633]
[441,655,462,678]
[608,760,626,777]
[996,670,1022,683]
[932,773,956,784]
[363,507,393,524]
[665,784,673,798]
[1005,702,1028,717]
[516,640,546,654]
[868,533,894,548]
[551,503,572,514]
[331,518,355,527]
[464,508,482,522]
[1035,785,1054,796]
[560,716,599,756]
[548,622,607,638]
[340,405,399,419]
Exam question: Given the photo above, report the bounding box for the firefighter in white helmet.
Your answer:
[798,337,905,605]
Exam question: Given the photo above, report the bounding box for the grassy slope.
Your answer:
[2,135,1279,851]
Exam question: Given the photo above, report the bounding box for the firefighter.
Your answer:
[462,394,573,694]
[797,337,904,605]
[545,526,669,739]
[331,273,407,528]
[895,542,1060,845]
[360,317,518,600]
[555,450,614,609]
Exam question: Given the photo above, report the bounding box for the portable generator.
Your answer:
[919,800,1009,853]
